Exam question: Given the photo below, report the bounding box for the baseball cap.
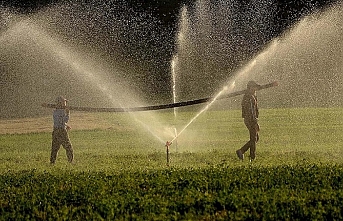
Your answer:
[56,96,67,104]
[247,81,260,89]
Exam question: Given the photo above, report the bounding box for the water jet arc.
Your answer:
[42,81,278,112]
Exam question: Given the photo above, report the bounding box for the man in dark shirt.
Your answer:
[50,96,74,164]
[236,81,260,162]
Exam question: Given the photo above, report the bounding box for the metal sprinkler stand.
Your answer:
[165,141,172,166]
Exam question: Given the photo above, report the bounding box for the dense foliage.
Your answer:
[1,164,343,220]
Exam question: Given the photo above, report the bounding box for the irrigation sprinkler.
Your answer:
[163,129,177,167]
[41,81,278,112]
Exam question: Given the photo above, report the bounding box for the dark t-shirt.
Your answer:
[241,93,258,120]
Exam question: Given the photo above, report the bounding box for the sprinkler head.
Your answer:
[165,141,172,147]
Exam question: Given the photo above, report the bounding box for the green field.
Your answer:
[1,107,343,220]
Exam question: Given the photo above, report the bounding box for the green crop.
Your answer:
[1,165,343,220]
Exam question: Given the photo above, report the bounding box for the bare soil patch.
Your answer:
[0,113,115,134]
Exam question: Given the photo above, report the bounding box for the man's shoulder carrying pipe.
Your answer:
[42,81,278,113]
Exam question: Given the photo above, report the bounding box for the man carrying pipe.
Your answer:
[41,81,278,112]
[50,96,74,164]
[236,81,262,162]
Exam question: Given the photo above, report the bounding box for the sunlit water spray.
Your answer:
[171,81,235,143]
[170,55,179,148]
[1,17,170,143]
[174,0,277,101]
[170,39,278,143]
[171,55,178,118]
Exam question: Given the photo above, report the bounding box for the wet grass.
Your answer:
[1,107,343,173]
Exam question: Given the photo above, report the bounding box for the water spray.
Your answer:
[171,55,178,118]
[174,127,178,152]
[171,55,178,152]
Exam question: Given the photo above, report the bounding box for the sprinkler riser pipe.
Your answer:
[165,141,172,166]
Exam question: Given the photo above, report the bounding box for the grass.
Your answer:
[1,107,343,220]
[1,107,343,172]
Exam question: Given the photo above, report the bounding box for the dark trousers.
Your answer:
[50,128,74,163]
[240,118,259,160]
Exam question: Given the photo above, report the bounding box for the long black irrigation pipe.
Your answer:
[42,81,278,112]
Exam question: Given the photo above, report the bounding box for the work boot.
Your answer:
[236,149,244,161]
